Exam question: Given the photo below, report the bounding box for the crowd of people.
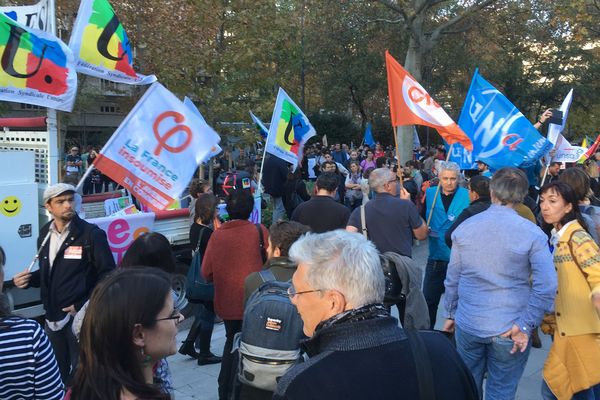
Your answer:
[2,112,600,399]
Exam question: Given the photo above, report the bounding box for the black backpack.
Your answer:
[215,170,253,198]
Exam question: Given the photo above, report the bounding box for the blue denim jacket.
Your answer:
[444,204,557,338]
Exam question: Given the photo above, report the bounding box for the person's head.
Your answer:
[120,232,177,274]
[73,268,176,400]
[366,150,374,160]
[334,143,341,151]
[369,168,399,196]
[321,160,337,173]
[468,175,490,203]
[476,160,489,173]
[288,230,384,336]
[189,178,212,199]
[349,161,360,174]
[195,193,218,225]
[540,181,585,230]
[375,157,388,169]
[323,153,333,163]
[267,221,310,259]
[489,167,528,206]
[584,159,600,179]
[43,183,76,223]
[70,146,79,155]
[226,188,254,220]
[363,166,375,179]
[438,162,460,194]
[558,167,590,204]
[349,150,359,160]
[549,162,561,176]
[315,172,338,196]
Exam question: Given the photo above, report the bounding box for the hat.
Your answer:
[43,183,76,204]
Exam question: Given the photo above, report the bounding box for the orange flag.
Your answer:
[386,51,473,151]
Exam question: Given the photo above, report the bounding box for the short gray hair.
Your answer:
[439,161,460,175]
[288,230,385,307]
[490,167,528,205]
[368,168,394,192]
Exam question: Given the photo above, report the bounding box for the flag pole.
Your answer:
[393,126,404,185]
[426,143,454,227]
[257,133,270,196]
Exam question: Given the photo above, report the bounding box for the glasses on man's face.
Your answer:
[156,311,182,325]
[386,178,400,185]
[287,285,322,298]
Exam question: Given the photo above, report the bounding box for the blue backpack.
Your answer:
[234,270,304,391]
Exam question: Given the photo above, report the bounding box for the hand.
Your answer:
[442,319,455,333]
[539,109,553,124]
[62,305,77,315]
[399,187,410,200]
[501,324,529,354]
[13,270,32,289]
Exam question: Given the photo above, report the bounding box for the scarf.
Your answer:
[314,303,389,333]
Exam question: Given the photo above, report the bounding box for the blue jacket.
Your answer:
[426,186,469,261]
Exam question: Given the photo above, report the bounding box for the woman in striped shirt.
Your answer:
[0,246,64,400]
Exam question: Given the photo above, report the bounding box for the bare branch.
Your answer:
[376,0,410,24]
[366,17,404,24]
[429,0,499,43]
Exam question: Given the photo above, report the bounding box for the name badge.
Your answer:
[64,246,83,260]
[448,213,455,222]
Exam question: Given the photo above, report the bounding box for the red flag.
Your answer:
[385,51,473,151]
[583,133,600,161]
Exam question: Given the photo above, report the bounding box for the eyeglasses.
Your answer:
[386,178,400,184]
[287,286,322,298]
[156,312,182,325]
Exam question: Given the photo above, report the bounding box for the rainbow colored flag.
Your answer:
[0,12,77,111]
[68,0,156,85]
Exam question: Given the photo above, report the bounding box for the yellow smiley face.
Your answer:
[1,195,22,217]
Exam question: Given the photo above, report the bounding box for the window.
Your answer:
[20,103,43,110]
[100,105,121,113]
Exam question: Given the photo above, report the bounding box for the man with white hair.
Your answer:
[423,161,469,329]
[273,230,478,400]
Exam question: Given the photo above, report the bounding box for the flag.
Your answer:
[0,13,77,111]
[457,70,552,170]
[94,83,221,210]
[250,111,269,139]
[385,51,472,150]
[447,142,478,170]
[577,136,590,164]
[183,97,222,159]
[582,137,588,148]
[552,135,586,163]
[68,0,156,85]
[0,0,53,33]
[581,133,600,162]
[265,87,316,166]
[363,122,375,146]
[547,89,573,146]
[322,134,328,147]
[413,127,421,151]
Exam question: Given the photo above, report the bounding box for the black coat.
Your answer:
[30,215,116,322]
[262,156,289,198]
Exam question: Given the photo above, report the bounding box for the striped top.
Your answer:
[0,316,64,400]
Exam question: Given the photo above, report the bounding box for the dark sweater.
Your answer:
[290,195,350,233]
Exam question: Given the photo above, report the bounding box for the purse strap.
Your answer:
[193,226,206,254]
[360,205,368,238]
[255,223,267,264]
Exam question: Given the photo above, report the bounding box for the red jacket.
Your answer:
[202,220,269,320]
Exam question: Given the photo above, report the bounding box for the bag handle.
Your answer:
[193,226,206,254]
[360,205,368,238]
[255,223,267,264]
[405,329,436,400]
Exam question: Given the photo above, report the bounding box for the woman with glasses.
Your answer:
[70,268,180,400]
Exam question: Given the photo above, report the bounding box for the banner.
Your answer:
[547,89,573,146]
[447,142,478,170]
[457,70,552,170]
[0,0,53,33]
[94,82,221,210]
[386,51,472,150]
[551,135,586,163]
[250,111,269,139]
[87,212,155,264]
[183,97,222,159]
[68,0,156,85]
[265,87,316,166]
[363,122,375,147]
[0,12,77,111]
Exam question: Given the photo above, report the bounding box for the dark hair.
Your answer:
[120,233,176,274]
[469,175,490,199]
[194,193,218,224]
[189,179,211,199]
[0,245,5,269]
[269,221,310,257]
[550,161,561,167]
[316,172,339,192]
[540,181,588,232]
[375,157,387,168]
[321,160,337,171]
[71,268,171,400]
[226,188,254,220]
[558,167,590,202]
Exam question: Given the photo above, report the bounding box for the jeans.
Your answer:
[272,196,286,223]
[456,326,531,400]
[542,380,600,400]
[218,320,242,400]
[45,318,78,386]
[422,259,448,329]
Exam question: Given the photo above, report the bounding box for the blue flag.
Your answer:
[364,122,375,147]
[250,111,269,139]
[457,70,552,170]
[446,141,478,170]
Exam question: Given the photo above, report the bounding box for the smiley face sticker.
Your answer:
[1,196,22,217]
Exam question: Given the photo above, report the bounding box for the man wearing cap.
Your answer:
[476,160,493,178]
[13,183,115,384]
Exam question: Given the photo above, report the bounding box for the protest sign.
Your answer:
[87,212,155,264]
[0,0,53,32]
[93,82,221,210]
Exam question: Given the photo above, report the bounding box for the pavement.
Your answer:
[169,240,549,400]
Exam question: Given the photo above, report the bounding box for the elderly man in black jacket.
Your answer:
[273,230,478,400]
[13,183,115,385]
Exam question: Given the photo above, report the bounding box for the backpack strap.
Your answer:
[405,329,436,400]
[258,269,276,283]
[360,205,368,238]
[255,223,267,264]
[193,226,206,254]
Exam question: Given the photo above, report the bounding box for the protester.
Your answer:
[476,160,493,178]
[64,146,83,179]
[262,154,289,223]
[188,178,212,224]
[0,246,64,400]
[443,167,557,400]
[70,268,178,400]
[423,161,470,328]
[331,143,349,166]
[291,172,350,233]
[538,182,600,400]
[273,230,479,400]
[344,161,363,210]
[12,183,116,385]
[546,162,561,183]
[557,167,600,243]
[180,193,222,365]
[359,149,376,172]
[321,160,346,202]
[282,167,310,219]
[202,189,269,400]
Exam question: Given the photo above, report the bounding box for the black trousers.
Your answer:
[45,318,78,386]
[218,320,242,400]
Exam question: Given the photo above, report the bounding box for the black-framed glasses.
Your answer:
[156,312,182,325]
[287,286,322,298]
